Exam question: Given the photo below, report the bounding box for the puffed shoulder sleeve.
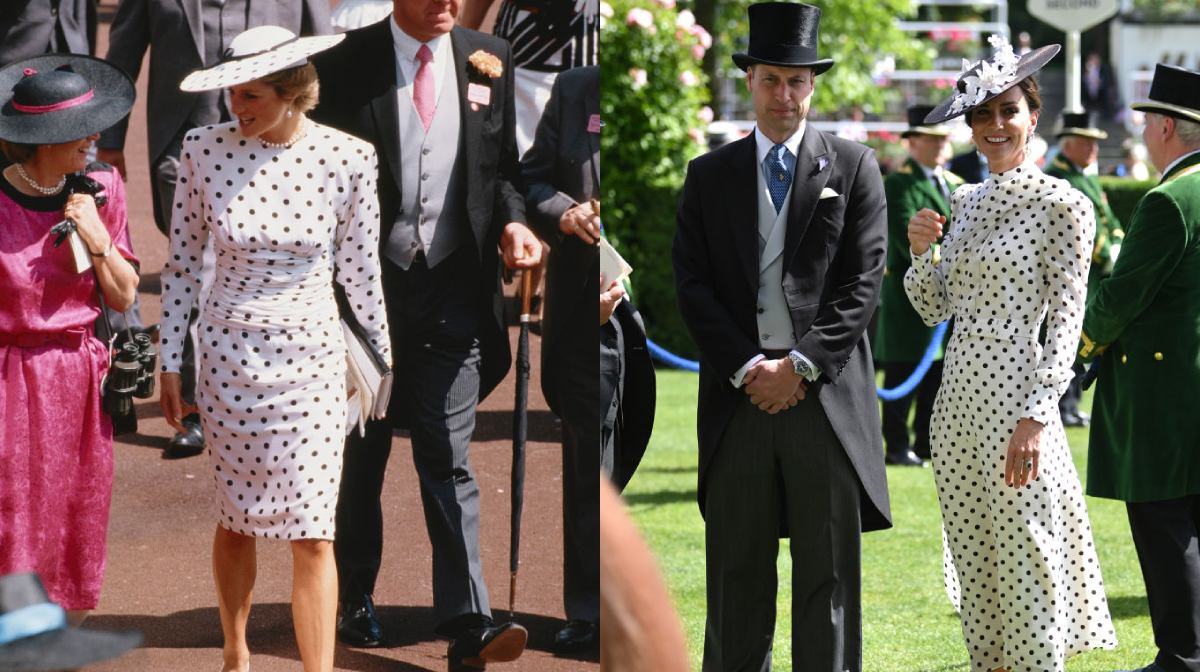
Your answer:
[334,141,391,368]
[1023,189,1094,423]
[159,132,209,373]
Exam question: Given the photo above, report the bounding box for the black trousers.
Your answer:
[703,396,862,672]
[334,248,491,633]
[879,360,942,459]
[1127,496,1200,672]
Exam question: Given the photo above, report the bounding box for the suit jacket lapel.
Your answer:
[585,84,600,192]
[180,0,205,63]
[783,127,833,270]
[368,21,403,200]
[909,159,949,213]
[451,28,477,205]
[725,135,760,291]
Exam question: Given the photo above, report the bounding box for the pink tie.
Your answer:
[414,44,435,131]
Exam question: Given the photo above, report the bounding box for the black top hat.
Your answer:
[1056,111,1107,140]
[0,55,134,145]
[732,3,834,74]
[1131,63,1200,124]
[0,572,141,671]
[925,39,1060,126]
[902,104,951,138]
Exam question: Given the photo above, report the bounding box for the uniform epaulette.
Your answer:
[1052,156,1071,171]
[1079,330,1107,359]
[896,163,913,175]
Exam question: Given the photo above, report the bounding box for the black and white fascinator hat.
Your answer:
[925,34,1060,126]
[179,25,344,92]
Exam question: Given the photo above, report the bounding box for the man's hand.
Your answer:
[501,221,544,269]
[97,148,126,179]
[600,279,625,325]
[743,357,802,414]
[560,201,600,244]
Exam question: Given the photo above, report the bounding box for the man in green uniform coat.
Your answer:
[1046,111,1124,428]
[874,105,961,465]
[1078,63,1200,672]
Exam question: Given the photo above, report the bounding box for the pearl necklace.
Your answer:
[259,118,307,149]
[14,163,66,195]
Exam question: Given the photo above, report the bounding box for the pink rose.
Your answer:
[653,0,676,8]
[692,44,706,60]
[675,9,696,29]
[679,70,698,87]
[626,7,654,30]
[690,24,713,49]
[697,106,714,124]
[629,67,648,89]
[689,127,707,145]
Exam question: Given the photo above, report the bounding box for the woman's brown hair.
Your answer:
[258,63,320,113]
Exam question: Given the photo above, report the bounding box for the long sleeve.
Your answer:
[158,133,208,373]
[334,146,391,368]
[98,0,149,150]
[902,190,955,327]
[520,73,575,244]
[1022,193,1095,423]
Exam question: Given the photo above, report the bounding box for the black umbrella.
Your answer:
[510,270,535,616]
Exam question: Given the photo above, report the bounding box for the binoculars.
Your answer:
[104,332,157,436]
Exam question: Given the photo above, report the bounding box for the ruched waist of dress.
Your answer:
[952,312,1042,343]
[201,252,340,331]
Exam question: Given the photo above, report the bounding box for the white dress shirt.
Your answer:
[390,18,452,108]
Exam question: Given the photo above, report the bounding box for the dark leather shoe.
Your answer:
[447,621,528,671]
[164,414,204,459]
[1113,664,1167,672]
[1061,411,1089,427]
[553,619,597,654]
[337,595,384,648]
[885,449,923,466]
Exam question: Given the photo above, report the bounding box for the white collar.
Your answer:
[389,18,449,75]
[754,122,805,166]
[915,161,941,179]
[1161,148,1200,180]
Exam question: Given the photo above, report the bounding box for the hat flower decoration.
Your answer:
[950,35,1020,116]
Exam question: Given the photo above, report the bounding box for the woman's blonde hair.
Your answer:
[258,62,319,113]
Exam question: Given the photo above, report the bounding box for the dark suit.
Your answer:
[521,65,654,625]
[0,0,96,65]
[672,128,891,671]
[311,19,523,632]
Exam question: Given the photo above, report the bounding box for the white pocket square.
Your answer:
[819,187,840,200]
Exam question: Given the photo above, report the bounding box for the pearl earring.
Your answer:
[286,108,294,119]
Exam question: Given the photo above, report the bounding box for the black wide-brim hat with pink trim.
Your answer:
[0,572,141,671]
[0,54,134,145]
[732,2,834,75]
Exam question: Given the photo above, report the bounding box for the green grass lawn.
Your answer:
[625,370,1155,671]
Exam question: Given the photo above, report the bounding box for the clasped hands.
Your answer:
[743,357,806,414]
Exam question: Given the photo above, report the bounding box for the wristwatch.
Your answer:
[787,350,812,380]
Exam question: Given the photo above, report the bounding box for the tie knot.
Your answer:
[771,144,787,161]
[417,44,433,65]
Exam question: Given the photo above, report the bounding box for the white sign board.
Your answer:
[1028,0,1119,33]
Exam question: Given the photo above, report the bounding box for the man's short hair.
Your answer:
[1149,111,1200,149]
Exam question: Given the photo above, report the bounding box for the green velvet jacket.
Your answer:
[874,157,961,362]
[1045,155,1124,289]
[1079,150,1200,502]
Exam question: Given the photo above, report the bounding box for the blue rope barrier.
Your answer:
[645,321,949,400]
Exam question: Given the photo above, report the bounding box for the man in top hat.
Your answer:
[1046,110,1123,428]
[310,0,543,667]
[672,3,890,669]
[874,104,960,467]
[1078,62,1200,672]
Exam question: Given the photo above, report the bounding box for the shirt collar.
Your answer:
[754,122,805,166]
[1161,148,1200,181]
[390,17,448,72]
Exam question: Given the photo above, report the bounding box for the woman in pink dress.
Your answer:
[0,55,138,620]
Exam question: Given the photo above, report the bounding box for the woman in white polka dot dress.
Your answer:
[904,38,1116,672]
[156,28,390,672]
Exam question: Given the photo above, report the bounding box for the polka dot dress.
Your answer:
[904,162,1116,671]
[159,121,390,541]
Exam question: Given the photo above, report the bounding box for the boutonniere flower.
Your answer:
[468,50,503,79]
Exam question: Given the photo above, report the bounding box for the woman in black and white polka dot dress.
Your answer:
[157,27,387,672]
[904,39,1116,672]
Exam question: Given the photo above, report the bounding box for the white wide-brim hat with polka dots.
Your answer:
[179,25,344,93]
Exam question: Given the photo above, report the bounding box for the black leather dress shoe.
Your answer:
[164,414,204,459]
[885,449,923,466]
[337,595,384,648]
[553,619,597,654]
[447,620,528,671]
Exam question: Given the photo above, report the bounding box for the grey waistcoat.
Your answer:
[383,63,469,270]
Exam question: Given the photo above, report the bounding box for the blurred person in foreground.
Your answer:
[874,104,961,467]
[1079,63,1200,672]
[672,3,892,669]
[906,36,1116,671]
[1045,111,1123,428]
[0,54,138,622]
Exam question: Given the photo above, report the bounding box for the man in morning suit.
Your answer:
[310,1,543,668]
[1079,63,1200,672]
[873,104,960,466]
[671,4,891,670]
[1045,111,1122,428]
[0,0,96,66]
[99,0,332,457]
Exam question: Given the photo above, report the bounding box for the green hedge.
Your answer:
[1099,177,1157,228]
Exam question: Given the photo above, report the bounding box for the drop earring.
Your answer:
[286,108,294,119]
